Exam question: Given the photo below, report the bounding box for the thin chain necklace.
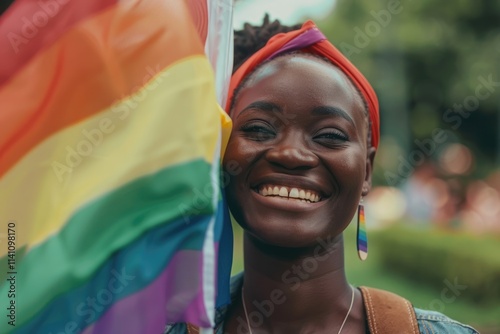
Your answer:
[241,285,355,334]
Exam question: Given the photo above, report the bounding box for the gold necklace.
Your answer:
[241,285,355,334]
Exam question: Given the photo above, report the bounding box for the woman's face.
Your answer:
[223,55,375,247]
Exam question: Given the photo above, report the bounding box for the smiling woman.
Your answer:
[225,55,373,249]
[165,15,479,334]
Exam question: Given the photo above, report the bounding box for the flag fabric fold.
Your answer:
[0,0,233,333]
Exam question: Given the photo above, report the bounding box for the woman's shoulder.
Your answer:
[164,275,479,334]
[360,286,479,334]
[414,308,479,334]
[163,304,480,334]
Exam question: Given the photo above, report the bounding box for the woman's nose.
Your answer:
[265,136,319,170]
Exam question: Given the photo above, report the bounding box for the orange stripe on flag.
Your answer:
[185,0,208,45]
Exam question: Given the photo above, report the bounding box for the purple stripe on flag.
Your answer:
[266,28,326,61]
[81,249,216,334]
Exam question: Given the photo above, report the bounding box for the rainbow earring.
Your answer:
[357,199,368,261]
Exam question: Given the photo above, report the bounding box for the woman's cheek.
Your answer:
[232,138,261,163]
[340,149,365,170]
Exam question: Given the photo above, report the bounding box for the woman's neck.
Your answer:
[239,232,364,333]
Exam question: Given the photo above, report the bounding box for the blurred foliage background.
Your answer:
[233,0,500,332]
[317,0,500,234]
[320,0,499,175]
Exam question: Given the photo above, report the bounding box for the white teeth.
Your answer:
[289,188,299,198]
[258,185,322,202]
[299,190,306,199]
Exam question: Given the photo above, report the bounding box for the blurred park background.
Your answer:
[232,0,500,332]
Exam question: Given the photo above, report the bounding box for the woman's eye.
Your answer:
[314,131,349,144]
[241,124,275,141]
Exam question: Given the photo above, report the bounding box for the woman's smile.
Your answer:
[256,185,321,203]
[249,174,331,212]
[251,187,325,211]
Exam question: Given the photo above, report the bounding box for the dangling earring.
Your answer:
[357,198,368,261]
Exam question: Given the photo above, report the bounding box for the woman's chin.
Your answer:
[230,205,350,249]
[244,220,334,249]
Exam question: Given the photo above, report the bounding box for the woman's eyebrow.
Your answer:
[312,106,355,126]
[239,101,282,115]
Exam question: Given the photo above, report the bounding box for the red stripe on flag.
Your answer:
[0,0,117,86]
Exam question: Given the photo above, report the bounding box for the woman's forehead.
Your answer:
[236,55,366,119]
[251,54,353,87]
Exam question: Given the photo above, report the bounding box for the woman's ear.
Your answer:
[362,146,376,196]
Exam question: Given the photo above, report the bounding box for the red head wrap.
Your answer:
[226,20,380,149]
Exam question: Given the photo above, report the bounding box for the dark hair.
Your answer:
[1,0,15,15]
[233,14,301,73]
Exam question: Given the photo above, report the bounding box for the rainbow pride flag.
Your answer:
[0,0,233,333]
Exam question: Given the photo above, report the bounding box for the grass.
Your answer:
[230,223,500,332]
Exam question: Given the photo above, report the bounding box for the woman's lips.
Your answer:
[256,184,321,203]
[250,187,326,212]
